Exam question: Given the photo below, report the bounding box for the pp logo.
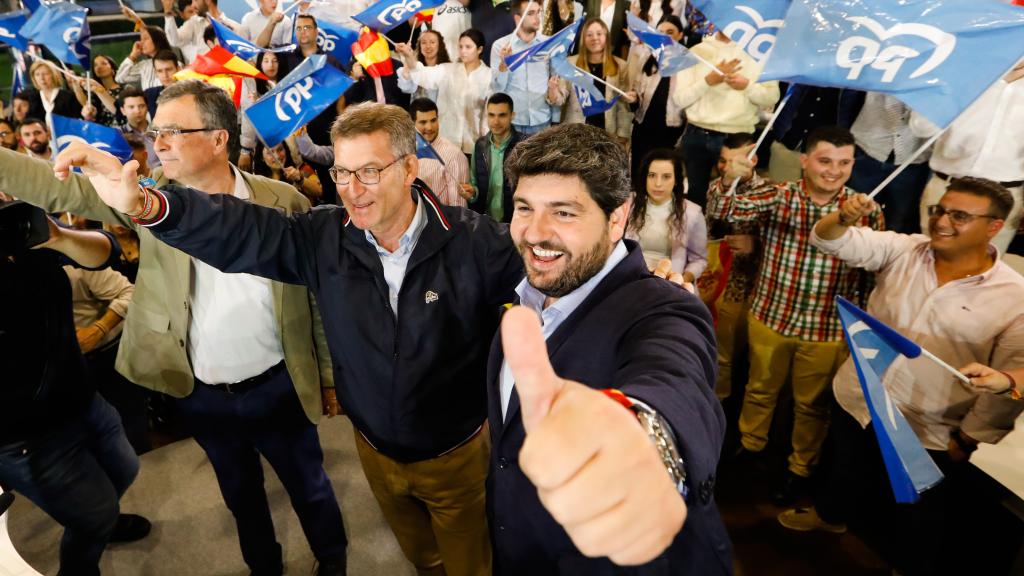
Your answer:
[56,135,113,153]
[535,42,568,63]
[722,6,783,63]
[317,29,338,53]
[274,77,315,121]
[836,17,955,83]
[0,25,15,40]
[226,39,260,57]
[376,0,422,28]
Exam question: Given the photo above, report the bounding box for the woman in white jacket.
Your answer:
[626,148,707,283]
[396,29,493,155]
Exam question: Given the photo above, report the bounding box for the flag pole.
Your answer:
[510,0,535,41]
[577,68,629,98]
[919,348,973,386]
[408,23,416,44]
[725,88,794,196]
[865,130,944,200]
[85,71,92,109]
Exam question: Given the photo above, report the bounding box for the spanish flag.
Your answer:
[414,9,435,25]
[192,46,267,80]
[172,69,245,107]
[352,27,393,78]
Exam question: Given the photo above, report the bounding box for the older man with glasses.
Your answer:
[0,80,348,576]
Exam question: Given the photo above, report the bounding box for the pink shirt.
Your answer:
[418,136,470,208]
[811,227,1024,449]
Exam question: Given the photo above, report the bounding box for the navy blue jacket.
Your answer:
[146,182,523,462]
[486,242,732,575]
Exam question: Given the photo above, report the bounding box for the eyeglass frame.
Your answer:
[328,156,406,186]
[143,127,222,143]
[926,204,1000,226]
[295,24,316,31]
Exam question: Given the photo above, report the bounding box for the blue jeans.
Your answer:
[178,366,347,576]
[0,393,139,576]
[514,122,551,136]
[847,146,931,234]
[680,125,728,212]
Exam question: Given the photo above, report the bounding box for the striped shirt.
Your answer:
[707,178,885,342]
[418,135,471,208]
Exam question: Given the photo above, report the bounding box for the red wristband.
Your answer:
[601,388,634,410]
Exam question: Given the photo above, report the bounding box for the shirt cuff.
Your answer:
[809,225,852,255]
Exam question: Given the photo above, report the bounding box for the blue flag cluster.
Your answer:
[19,1,90,68]
[51,114,133,163]
[625,13,699,77]
[835,297,943,504]
[314,18,359,67]
[504,19,580,72]
[211,17,294,61]
[0,11,30,52]
[761,0,1024,128]
[548,55,619,117]
[245,55,354,148]
[354,0,446,33]
[687,0,789,64]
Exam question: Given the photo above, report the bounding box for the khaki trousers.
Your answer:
[714,296,751,401]
[739,315,845,477]
[354,429,492,576]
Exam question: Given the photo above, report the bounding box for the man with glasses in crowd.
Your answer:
[0,80,348,576]
[780,177,1024,575]
[0,118,18,151]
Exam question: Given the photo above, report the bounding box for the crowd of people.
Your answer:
[2,0,1024,575]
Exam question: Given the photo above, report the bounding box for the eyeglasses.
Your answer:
[0,130,11,138]
[329,156,404,185]
[926,204,999,225]
[143,127,220,142]
[295,24,315,31]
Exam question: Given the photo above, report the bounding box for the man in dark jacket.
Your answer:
[468,92,524,223]
[487,124,732,574]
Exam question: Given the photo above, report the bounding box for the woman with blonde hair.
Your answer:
[29,60,82,119]
[559,18,635,147]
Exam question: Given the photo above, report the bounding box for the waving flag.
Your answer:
[210,17,295,60]
[415,131,444,164]
[352,27,393,77]
[316,18,359,67]
[0,11,30,52]
[354,0,446,33]
[51,114,132,162]
[245,54,354,148]
[19,2,91,68]
[504,19,579,72]
[550,54,603,102]
[761,0,1024,128]
[20,0,40,12]
[687,1,789,64]
[625,13,700,76]
[10,48,29,97]
[414,9,435,25]
[836,297,944,504]
[173,69,245,106]
[192,45,268,79]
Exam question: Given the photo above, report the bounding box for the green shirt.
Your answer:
[470,132,513,221]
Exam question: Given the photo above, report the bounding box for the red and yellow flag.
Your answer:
[192,46,267,80]
[414,9,435,24]
[172,69,245,107]
[352,27,394,78]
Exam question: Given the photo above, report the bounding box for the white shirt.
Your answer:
[164,14,210,64]
[308,0,372,30]
[811,226,1024,449]
[638,200,673,268]
[239,9,293,47]
[403,61,492,154]
[910,78,1024,182]
[364,197,428,317]
[188,168,285,384]
[417,135,471,207]
[431,0,472,58]
[850,92,929,165]
[116,57,162,90]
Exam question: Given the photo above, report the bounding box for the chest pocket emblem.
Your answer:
[425,290,439,304]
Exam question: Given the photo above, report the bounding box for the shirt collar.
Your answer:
[230,165,251,201]
[514,240,630,320]
[489,131,513,150]
[365,195,426,257]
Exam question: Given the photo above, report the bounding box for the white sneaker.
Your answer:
[777,507,847,534]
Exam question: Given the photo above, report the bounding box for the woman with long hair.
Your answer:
[116,26,175,89]
[627,148,707,283]
[28,61,82,120]
[253,140,323,205]
[627,15,686,179]
[71,54,124,126]
[542,0,583,35]
[396,29,492,154]
[559,18,634,146]
[629,0,682,25]
[397,29,452,104]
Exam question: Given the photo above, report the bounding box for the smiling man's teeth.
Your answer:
[532,246,564,258]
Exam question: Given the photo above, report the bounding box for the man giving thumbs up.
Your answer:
[487,123,732,575]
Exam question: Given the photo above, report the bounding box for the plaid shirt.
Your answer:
[707,178,884,341]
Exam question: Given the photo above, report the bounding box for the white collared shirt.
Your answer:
[364,196,428,318]
[188,168,285,384]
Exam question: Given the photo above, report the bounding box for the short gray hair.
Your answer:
[505,123,631,216]
[156,80,240,156]
[330,102,416,159]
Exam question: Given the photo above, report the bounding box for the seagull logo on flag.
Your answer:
[837,17,956,82]
[722,5,784,63]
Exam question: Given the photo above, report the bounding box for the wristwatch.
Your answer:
[631,398,688,498]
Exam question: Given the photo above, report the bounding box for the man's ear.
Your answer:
[608,200,630,243]
[404,154,419,187]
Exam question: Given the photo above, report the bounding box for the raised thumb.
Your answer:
[502,306,564,432]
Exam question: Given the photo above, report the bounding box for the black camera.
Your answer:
[0,200,50,257]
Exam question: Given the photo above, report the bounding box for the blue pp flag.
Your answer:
[354,0,446,33]
[761,0,1024,128]
[504,19,580,72]
[51,114,133,162]
[625,13,700,76]
[0,11,31,52]
[20,0,40,12]
[415,132,444,165]
[211,17,294,60]
[315,18,359,67]
[549,54,603,102]
[10,48,29,97]
[19,2,90,68]
[576,86,619,117]
[835,297,944,504]
[687,0,789,63]
[245,55,354,148]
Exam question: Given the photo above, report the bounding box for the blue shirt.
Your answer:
[364,197,428,318]
[490,31,557,128]
[499,241,629,418]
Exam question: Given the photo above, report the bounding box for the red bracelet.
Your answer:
[601,388,634,410]
[1000,371,1022,401]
